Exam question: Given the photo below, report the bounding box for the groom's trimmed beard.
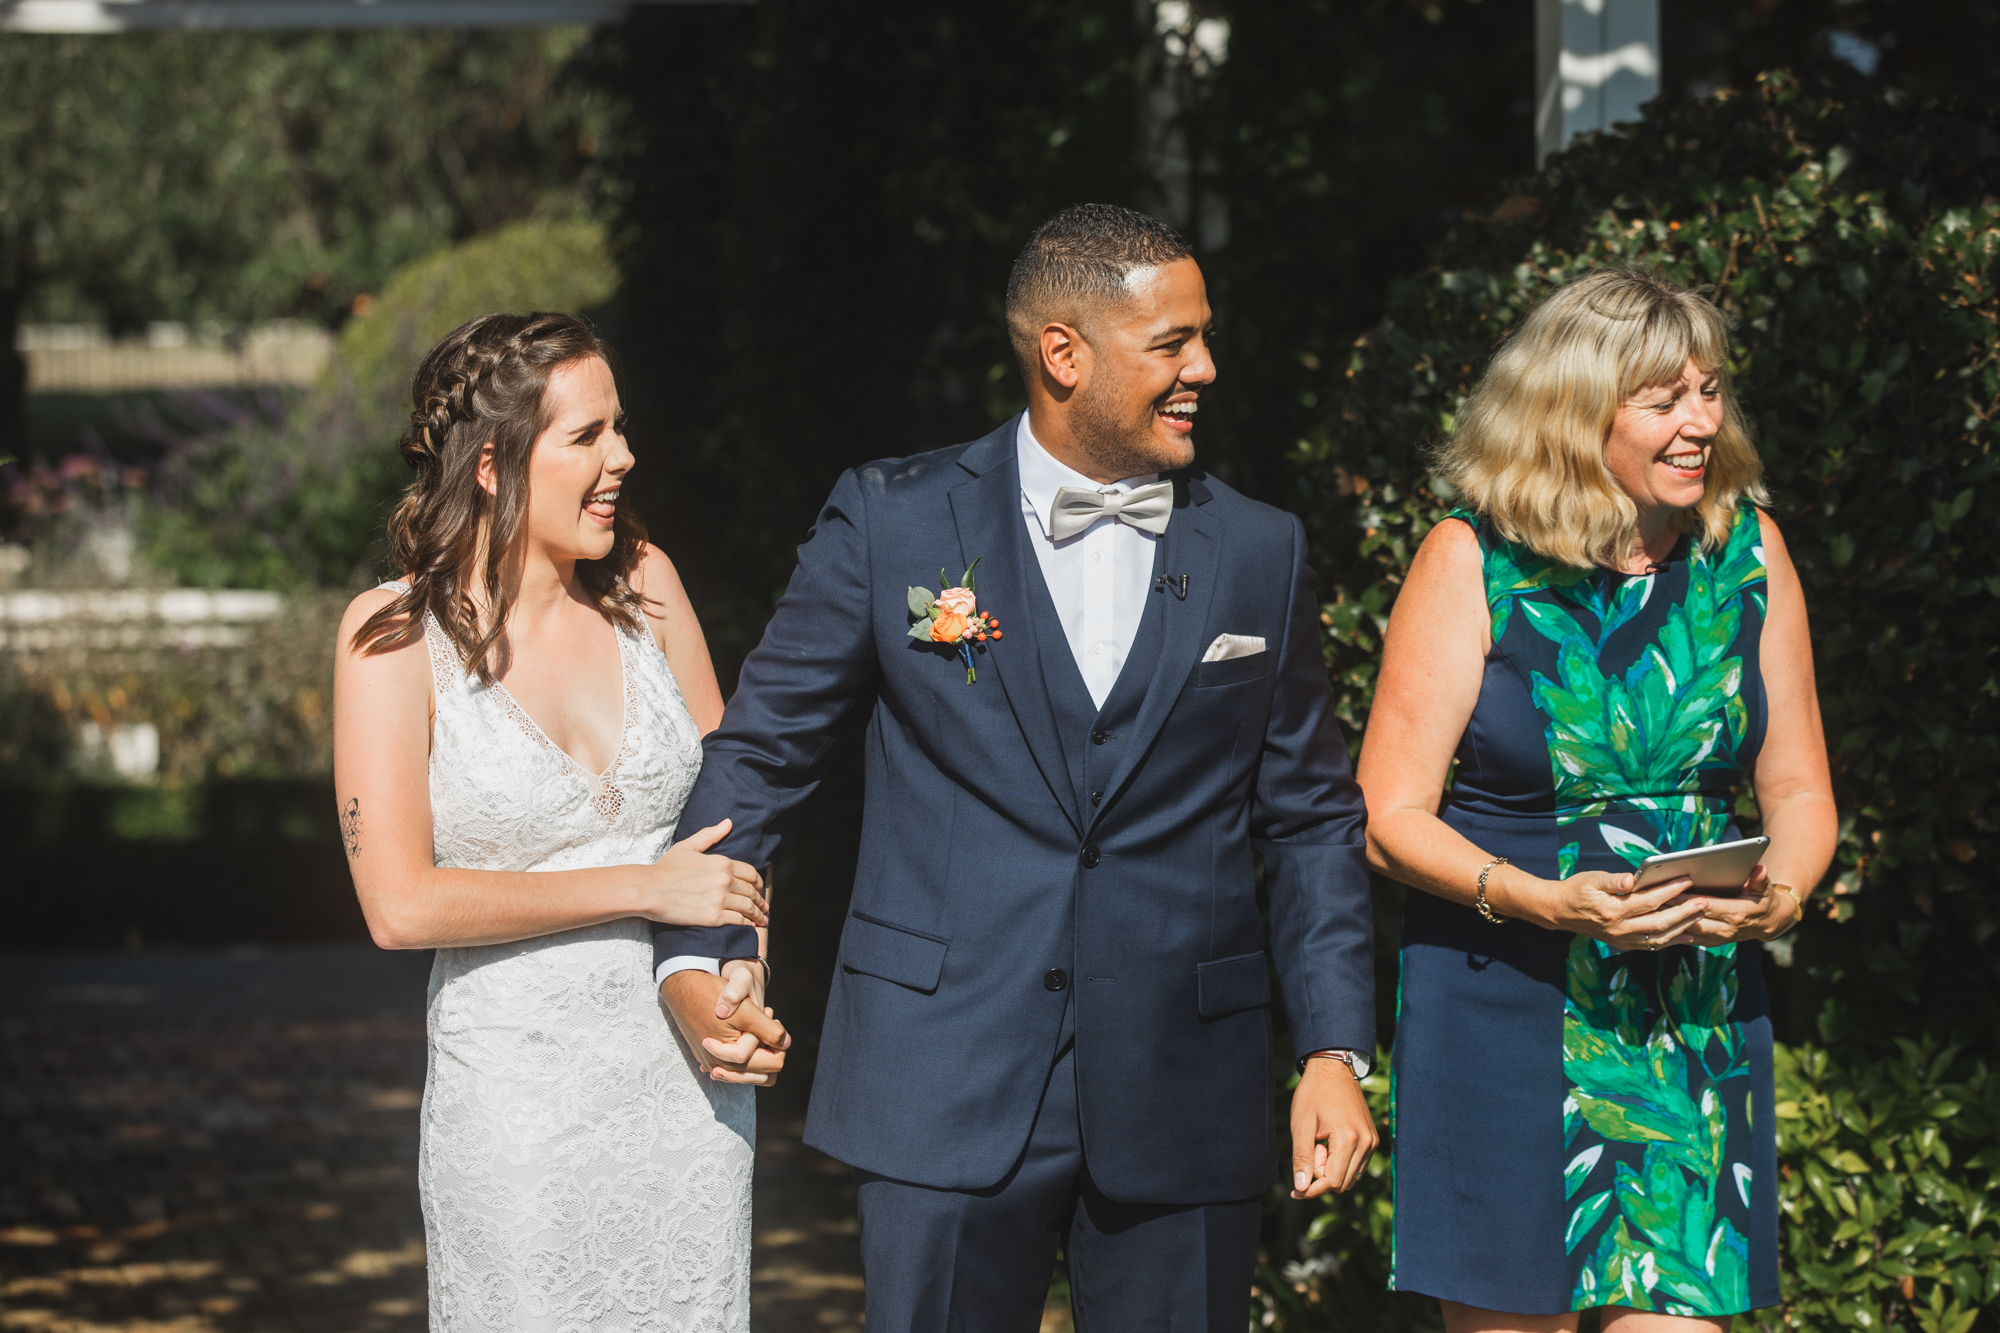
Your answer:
[1069,374,1195,482]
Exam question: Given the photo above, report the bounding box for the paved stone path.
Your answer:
[0,946,871,1333]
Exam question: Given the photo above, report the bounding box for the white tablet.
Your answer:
[1632,835,1770,894]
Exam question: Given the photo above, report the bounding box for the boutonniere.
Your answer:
[908,557,1002,684]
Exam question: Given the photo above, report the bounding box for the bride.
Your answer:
[331,311,786,1330]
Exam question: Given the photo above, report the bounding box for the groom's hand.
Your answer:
[660,970,791,1086]
[1289,1057,1378,1199]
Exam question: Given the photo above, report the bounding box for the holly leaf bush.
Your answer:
[1267,70,2000,1331]
[1770,1040,1999,1333]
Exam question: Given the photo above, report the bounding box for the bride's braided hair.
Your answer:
[351,312,649,681]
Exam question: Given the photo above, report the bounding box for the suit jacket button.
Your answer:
[1090,730,1107,745]
[1080,846,1100,868]
[1044,969,1068,991]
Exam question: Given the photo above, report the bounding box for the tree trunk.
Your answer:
[0,286,25,466]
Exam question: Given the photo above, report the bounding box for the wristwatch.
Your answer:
[1298,1049,1364,1076]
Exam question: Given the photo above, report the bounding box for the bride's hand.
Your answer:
[643,819,768,928]
[715,957,766,1020]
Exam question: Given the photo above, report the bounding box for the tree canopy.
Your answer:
[0,28,614,453]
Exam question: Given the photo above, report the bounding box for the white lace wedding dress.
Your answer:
[395,587,753,1332]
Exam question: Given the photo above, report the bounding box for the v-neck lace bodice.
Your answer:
[421,607,696,871]
[464,618,642,828]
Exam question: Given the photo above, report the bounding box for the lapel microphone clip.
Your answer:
[1156,573,1190,600]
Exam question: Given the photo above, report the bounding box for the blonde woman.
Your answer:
[1358,268,1835,1332]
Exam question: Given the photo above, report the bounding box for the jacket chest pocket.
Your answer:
[1197,951,1272,1018]
[1195,652,1267,689]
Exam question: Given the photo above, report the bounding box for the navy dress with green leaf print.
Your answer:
[1389,500,1779,1317]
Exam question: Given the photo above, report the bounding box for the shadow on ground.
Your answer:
[0,945,875,1333]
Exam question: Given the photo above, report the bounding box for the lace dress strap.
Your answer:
[418,611,468,703]
[373,582,454,698]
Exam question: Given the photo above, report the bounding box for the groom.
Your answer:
[657,204,1377,1328]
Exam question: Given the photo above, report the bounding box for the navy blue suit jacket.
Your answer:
[655,417,1373,1204]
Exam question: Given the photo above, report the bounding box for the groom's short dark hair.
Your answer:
[1005,204,1192,370]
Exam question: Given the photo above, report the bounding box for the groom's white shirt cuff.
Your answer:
[655,956,720,986]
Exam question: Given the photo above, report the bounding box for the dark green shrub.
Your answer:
[584,0,1154,666]
[1254,1048,2000,1333]
[0,592,346,783]
[1769,1041,1999,1333]
[0,654,69,783]
[1267,72,2000,1330]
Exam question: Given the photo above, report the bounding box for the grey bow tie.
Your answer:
[1048,481,1173,541]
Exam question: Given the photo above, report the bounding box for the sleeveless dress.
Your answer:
[1388,503,1779,1317]
[391,586,754,1332]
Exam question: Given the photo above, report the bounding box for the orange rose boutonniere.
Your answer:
[908,557,1002,684]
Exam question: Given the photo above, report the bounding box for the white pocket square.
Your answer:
[1202,633,1266,663]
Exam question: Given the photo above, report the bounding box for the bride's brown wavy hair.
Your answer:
[349,311,649,683]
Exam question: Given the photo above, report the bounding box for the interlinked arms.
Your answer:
[650,466,883,971]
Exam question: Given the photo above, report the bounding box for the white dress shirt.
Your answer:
[1015,415,1162,711]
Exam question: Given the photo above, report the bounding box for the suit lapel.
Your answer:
[1087,474,1222,831]
[947,424,1084,835]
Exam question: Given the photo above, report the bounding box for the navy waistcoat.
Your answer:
[1020,537,1169,821]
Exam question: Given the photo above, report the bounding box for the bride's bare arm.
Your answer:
[332,588,768,951]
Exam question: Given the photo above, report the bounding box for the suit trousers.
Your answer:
[854,1004,1262,1333]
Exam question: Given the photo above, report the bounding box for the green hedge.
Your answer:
[0,592,346,786]
[1265,71,2000,1330]
[1769,1041,1999,1332]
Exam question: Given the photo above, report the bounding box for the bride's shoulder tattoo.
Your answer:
[340,798,362,859]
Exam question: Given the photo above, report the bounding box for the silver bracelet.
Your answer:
[1476,857,1511,924]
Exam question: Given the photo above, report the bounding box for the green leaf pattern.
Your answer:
[1453,508,1591,644]
[1476,504,1768,1314]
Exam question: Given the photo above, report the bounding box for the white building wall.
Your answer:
[1536,0,1661,168]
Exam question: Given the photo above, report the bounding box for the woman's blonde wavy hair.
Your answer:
[1436,266,1768,569]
